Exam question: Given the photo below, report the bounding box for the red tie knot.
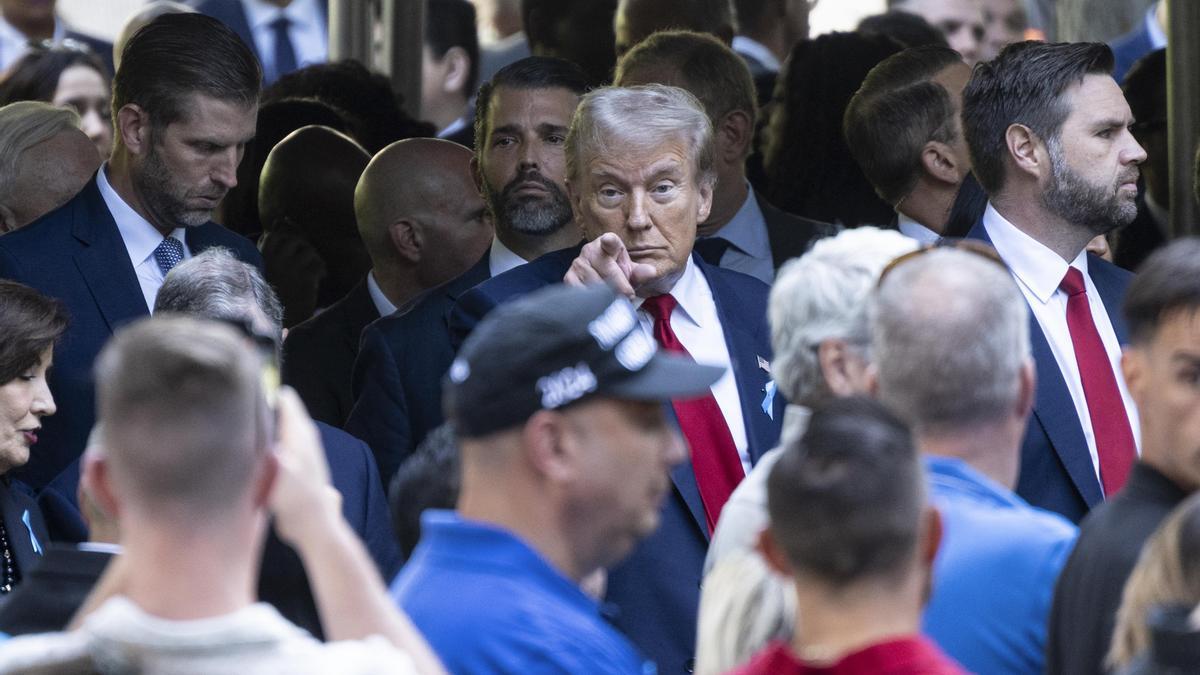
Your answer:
[641,293,678,322]
[1060,267,1087,297]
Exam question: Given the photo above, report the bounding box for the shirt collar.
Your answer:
[96,164,186,267]
[489,236,527,276]
[437,113,469,140]
[1146,3,1167,49]
[924,455,1025,509]
[366,270,397,316]
[982,202,1089,304]
[731,35,781,72]
[633,255,707,329]
[896,212,941,245]
[710,185,771,260]
[242,0,320,31]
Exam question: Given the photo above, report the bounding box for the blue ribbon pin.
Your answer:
[21,510,42,556]
[761,380,777,419]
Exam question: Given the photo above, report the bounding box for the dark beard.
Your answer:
[1041,144,1138,236]
[487,170,573,236]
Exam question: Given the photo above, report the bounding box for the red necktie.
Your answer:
[641,294,745,533]
[1060,267,1136,495]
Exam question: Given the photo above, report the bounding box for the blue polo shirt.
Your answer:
[391,511,654,675]
[921,457,1078,675]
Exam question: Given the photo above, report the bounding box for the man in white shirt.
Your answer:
[845,45,972,244]
[196,0,328,85]
[0,13,263,490]
[961,40,1146,522]
[0,316,442,674]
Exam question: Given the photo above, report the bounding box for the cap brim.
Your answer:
[604,351,725,402]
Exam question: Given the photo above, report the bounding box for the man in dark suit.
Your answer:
[344,56,589,482]
[1109,0,1163,84]
[34,248,401,639]
[844,45,973,244]
[422,0,478,149]
[615,30,835,285]
[450,84,785,674]
[283,138,491,428]
[961,41,1145,523]
[1046,240,1200,675]
[0,14,263,490]
[194,0,328,84]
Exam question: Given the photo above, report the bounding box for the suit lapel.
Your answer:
[339,279,380,352]
[1089,258,1130,344]
[662,403,710,540]
[0,482,43,578]
[71,179,150,330]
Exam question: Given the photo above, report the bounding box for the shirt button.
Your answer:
[684,658,695,673]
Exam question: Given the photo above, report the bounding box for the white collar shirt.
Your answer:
[897,212,941,245]
[488,236,527,276]
[242,0,328,78]
[633,257,750,473]
[703,186,774,285]
[982,203,1140,488]
[96,165,192,313]
[366,270,396,317]
[731,35,780,73]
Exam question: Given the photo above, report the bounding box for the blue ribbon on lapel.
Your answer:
[762,380,777,419]
[21,510,42,555]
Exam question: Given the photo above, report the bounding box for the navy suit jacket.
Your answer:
[36,421,399,639]
[195,0,328,81]
[345,254,491,485]
[283,277,380,427]
[0,480,48,591]
[968,221,1134,523]
[1109,20,1156,84]
[0,176,262,490]
[448,246,785,673]
[758,190,839,270]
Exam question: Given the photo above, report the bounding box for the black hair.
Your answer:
[1124,238,1200,344]
[0,280,69,384]
[521,0,618,87]
[857,10,950,49]
[473,56,589,154]
[426,0,480,101]
[0,46,109,106]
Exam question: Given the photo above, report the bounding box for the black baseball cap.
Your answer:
[445,283,724,438]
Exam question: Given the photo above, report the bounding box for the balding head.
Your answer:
[259,125,373,305]
[355,138,492,291]
[614,0,735,56]
[0,102,100,232]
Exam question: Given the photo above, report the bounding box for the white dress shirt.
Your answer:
[983,204,1140,485]
[0,16,65,71]
[96,165,192,313]
[634,257,751,473]
[897,212,941,245]
[242,0,328,78]
[704,186,775,285]
[731,35,781,73]
[488,237,526,276]
[366,270,396,317]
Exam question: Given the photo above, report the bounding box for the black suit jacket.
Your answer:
[1046,463,1189,675]
[0,544,112,635]
[446,247,785,673]
[345,254,491,484]
[35,421,399,640]
[282,277,379,427]
[0,175,262,490]
[757,190,838,270]
[0,480,47,593]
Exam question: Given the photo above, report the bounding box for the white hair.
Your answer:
[566,84,715,189]
[0,102,81,202]
[769,227,918,404]
[695,550,795,675]
[870,247,1031,432]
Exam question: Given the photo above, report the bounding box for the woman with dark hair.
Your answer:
[0,280,68,594]
[763,32,902,228]
[0,44,113,159]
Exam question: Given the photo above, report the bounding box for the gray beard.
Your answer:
[487,172,573,237]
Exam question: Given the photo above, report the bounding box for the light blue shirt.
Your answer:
[921,456,1078,675]
[700,187,774,285]
[392,511,654,675]
[242,0,328,81]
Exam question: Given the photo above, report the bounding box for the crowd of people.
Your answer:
[0,0,1191,672]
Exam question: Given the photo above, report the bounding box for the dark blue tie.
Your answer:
[153,236,184,277]
[694,237,733,266]
[270,16,298,83]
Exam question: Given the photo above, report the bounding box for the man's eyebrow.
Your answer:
[490,124,524,137]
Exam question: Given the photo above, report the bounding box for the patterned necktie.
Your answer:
[270,16,298,83]
[153,236,184,277]
[694,237,732,266]
[1060,267,1136,495]
[641,293,745,533]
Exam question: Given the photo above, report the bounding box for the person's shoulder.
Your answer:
[0,191,86,253]
[1088,253,1135,286]
[728,641,805,675]
[282,634,420,674]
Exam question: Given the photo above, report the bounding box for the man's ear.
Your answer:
[521,410,575,483]
[817,338,862,398]
[1005,123,1046,182]
[717,110,754,165]
[388,219,422,264]
[757,527,793,576]
[920,140,963,186]
[696,178,714,225]
[439,46,471,97]
[921,504,943,569]
[81,454,121,521]
[116,104,152,157]
[1015,358,1036,419]
[0,204,18,234]
[1121,346,1146,407]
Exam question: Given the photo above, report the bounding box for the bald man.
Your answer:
[283,138,492,428]
[0,102,100,233]
[614,0,735,55]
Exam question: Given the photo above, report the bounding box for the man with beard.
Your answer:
[345,56,586,483]
[0,13,262,490]
[961,41,1146,523]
